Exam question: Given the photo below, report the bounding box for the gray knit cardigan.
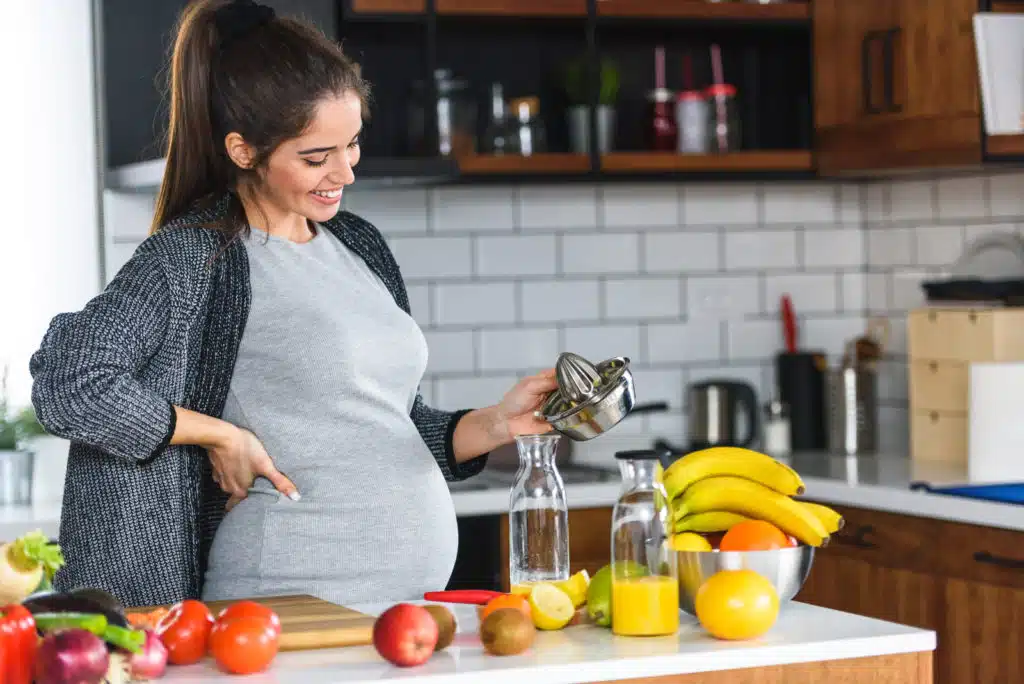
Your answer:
[29,194,486,608]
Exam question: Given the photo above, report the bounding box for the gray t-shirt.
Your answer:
[202,226,458,605]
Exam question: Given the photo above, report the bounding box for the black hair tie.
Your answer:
[215,0,276,51]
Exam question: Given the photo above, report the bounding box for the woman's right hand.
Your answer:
[170,407,300,511]
[210,426,301,511]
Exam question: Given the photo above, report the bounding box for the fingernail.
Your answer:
[288,492,302,502]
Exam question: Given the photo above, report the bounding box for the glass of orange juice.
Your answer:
[610,450,679,637]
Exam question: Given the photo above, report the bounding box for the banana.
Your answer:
[799,501,844,535]
[674,476,829,547]
[673,511,752,534]
[662,446,805,501]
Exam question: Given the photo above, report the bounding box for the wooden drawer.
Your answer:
[934,518,1024,591]
[909,359,968,412]
[804,502,945,576]
[910,409,967,465]
[909,307,1024,362]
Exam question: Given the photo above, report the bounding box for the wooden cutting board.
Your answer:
[141,594,376,651]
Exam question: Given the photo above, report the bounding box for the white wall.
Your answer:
[0,1,102,408]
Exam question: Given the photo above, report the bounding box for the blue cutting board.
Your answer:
[910,481,1024,505]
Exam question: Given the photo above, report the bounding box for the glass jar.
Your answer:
[647,88,678,152]
[675,89,710,154]
[507,96,547,157]
[408,68,478,158]
[706,83,741,153]
[508,434,569,592]
[610,450,679,637]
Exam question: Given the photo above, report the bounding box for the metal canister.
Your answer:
[826,364,878,455]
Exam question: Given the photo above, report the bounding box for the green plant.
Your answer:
[0,365,47,450]
[564,56,620,106]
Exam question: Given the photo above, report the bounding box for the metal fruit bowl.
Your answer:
[675,545,815,616]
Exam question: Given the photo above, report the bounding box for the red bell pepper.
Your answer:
[0,603,37,684]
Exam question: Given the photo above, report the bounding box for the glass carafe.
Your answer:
[508,434,569,592]
[610,450,679,636]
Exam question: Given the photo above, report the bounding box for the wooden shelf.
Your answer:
[350,0,425,13]
[987,134,1024,157]
[596,0,810,21]
[436,0,586,16]
[991,2,1024,13]
[600,150,814,173]
[457,153,591,174]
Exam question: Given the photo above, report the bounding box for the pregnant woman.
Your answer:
[30,0,556,607]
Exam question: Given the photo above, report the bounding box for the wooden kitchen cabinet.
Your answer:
[796,501,1024,684]
[814,0,984,175]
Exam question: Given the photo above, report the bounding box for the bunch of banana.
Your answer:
[662,447,844,547]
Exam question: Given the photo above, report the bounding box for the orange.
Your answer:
[719,520,792,551]
[479,593,531,621]
[695,570,779,641]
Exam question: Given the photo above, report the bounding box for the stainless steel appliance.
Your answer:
[686,380,760,449]
[826,363,878,455]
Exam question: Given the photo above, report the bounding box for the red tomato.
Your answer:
[155,599,214,665]
[720,520,791,552]
[216,600,282,636]
[209,616,279,675]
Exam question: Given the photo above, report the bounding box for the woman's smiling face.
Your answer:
[240,89,363,225]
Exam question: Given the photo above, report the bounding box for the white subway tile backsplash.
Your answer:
[838,184,862,224]
[686,275,760,319]
[603,185,679,227]
[423,330,476,374]
[863,184,887,223]
[964,222,1018,244]
[724,231,797,270]
[878,406,909,454]
[435,375,518,411]
[726,320,779,360]
[479,328,559,372]
[840,272,866,313]
[682,184,759,226]
[914,225,964,266]
[647,322,722,364]
[803,227,864,268]
[434,283,515,325]
[629,367,685,409]
[476,235,556,277]
[562,234,639,274]
[644,231,720,273]
[889,181,934,223]
[520,186,599,231]
[644,411,687,442]
[865,273,889,313]
[876,358,908,403]
[344,188,428,234]
[405,284,432,327]
[800,317,865,358]
[867,227,914,266]
[431,187,517,232]
[604,278,682,320]
[563,324,642,363]
[890,271,930,311]
[763,273,838,313]
[937,176,988,221]
[390,236,472,280]
[763,183,836,224]
[521,280,600,323]
[989,172,1024,218]
[886,315,908,357]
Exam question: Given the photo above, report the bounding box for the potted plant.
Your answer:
[564,56,620,155]
[0,367,59,506]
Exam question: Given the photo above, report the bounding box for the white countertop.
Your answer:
[5,436,1024,542]
[157,601,935,683]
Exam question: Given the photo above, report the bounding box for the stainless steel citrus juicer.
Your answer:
[538,352,637,440]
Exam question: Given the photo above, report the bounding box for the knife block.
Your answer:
[775,351,828,451]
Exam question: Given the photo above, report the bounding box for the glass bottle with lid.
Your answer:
[610,450,679,637]
[508,433,569,592]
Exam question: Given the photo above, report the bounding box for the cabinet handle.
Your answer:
[974,550,1024,570]
[882,28,902,114]
[928,361,938,373]
[835,524,878,549]
[861,31,884,115]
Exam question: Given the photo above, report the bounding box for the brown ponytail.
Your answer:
[150,0,370,239]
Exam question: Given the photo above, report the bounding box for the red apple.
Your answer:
[372,604,439,667]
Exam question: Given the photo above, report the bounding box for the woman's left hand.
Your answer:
[494,368,559,440]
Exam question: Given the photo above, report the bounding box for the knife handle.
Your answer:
[423,590,504,605]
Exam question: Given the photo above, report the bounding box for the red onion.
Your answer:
[128,629,169,680]
[35,628,110,684]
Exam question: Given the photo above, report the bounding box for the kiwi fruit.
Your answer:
[479,607,536,656]
[424,605,457,651]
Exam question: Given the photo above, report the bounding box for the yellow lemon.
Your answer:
[695,570,779,641]
[528,583,576,630]
[671,532,714,552]
[553,570,590,608]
